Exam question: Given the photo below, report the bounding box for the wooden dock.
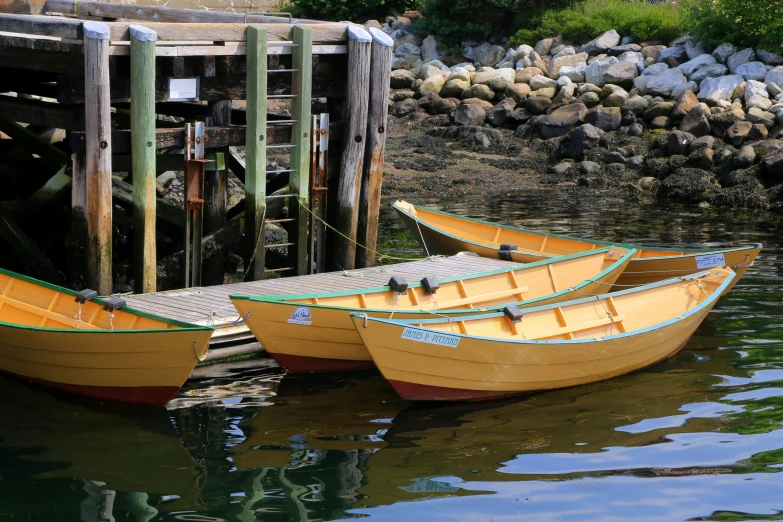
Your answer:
[126,254,518,344]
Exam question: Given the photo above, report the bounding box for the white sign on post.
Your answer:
[168,78,199,102]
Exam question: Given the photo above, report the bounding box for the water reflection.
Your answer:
[2,194,783,521]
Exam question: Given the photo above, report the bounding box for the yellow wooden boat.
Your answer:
[0,267,213,405]
[393,200,761,290]
[350,267,735,401]
[230,247,635,373]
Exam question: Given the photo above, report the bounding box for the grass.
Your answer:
[509,0,685,47]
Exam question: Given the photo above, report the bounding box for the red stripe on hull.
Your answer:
[271,353,375,373]
[388,337,696,402]
[0,369,179,406]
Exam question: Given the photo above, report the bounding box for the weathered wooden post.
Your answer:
[244,24,267,280]
[129,24,157,293]
[289,24,313,275]
[83,21,112,295]
[330,24,371,271]
[203,96,230,285]
[356,27,393,268]
[71,150,87,277]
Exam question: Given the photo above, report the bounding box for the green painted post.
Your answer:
[130,24,157,293]
[245,24,268,281]
[289,25,312,275]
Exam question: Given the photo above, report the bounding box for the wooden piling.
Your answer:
[289,25,312,275]
[356,27,393,268]
[129,24,157,293]
[330,25,371,271]
[244,24,267,281]
[83,21,112,295]
[203,98,230,285]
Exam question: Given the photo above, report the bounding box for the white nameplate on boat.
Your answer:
[287,306,312,325]
[401,327,460,348]
[695,253,726,269]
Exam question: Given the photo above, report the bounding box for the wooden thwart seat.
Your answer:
[0,292,101,330]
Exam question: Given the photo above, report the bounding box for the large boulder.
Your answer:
[486,98,516,127]
[526,95,552,114]
[473,43,506,67]
[684,39,707,60]
[537,103,588,138]
[603,61,638,88]
[472,68,516,92]
[671,89,699,118]
[680,110,710,137]
[547,53,589,79]
[460,84,495,101]
[697,75,744,105]
[762,154,783,176]
[440,79,470,98]
[707,108,745,137]
[418,73,446,95]
[668,130,694,155]
[584,106,621,131]
[623,95,649,115]
[745,79,771,110]
[690,64,729,82]
[534,38,555,57]
[394,98,418,117]
[448,67,471,82]
[727,48,756,73]
[634,68,688,96]
[747,107,776,128]
[726,121,752,146]
[657,46,687,63]
[580,29,621,56]
[390,69,416,88]
[505,83,532,102]
[516,66,544,84]
[421,35,442,62]
[736,61,767,81]
[394,42,421,57]
[428,97,458,115]
[585,56,619,87]
[529,74,558,90]
[559,62,587,83]
[679,54,716,78]
[712,43,736,64]
[757,49,783,66]
[453,104,487,126]
[566,123,604,159]
[765,66,783,89]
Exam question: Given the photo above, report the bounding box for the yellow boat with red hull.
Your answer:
[231,247,635,373]
[0,267,213,405]
[350,267,735,401]
[393,200,760,290]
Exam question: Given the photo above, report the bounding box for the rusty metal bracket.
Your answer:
[183,122,214,288]
[309,113,329,274]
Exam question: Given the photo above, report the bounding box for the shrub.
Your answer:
[417,0,522,52]
[509,0,685,47]
[684,0,783,52]
[289,0,417,22]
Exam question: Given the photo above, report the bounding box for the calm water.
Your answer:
[2,191,783,522]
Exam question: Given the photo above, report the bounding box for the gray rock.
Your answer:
[641,62,669,76]
[756,49,783,66]
[428,97,457,115]
[394,42,421,57]
[690,63,729,82]
[580,29,621,56]
[396,33,422,46]
[634,68,688,96]
[617,51,644,65]
[504,83,532,102]
[603,61,638,87]
[552,83,576,105]
[768,82,783,97]
[581,161,602,173]
[688,148,714,169]
[733,145,756,168]
[559,62,587,83]
[749,123,768,140]
[672,89,699,118]
[778,108,783,125]
[487,98,516,126]
[726,121,752,146]
[642,45,666,61]
[440,79,470,98]
[621,110,636,126]
[671,81,699,100]
[712,43,736,64]
[550,162,573,174]
[391,90,415,101]
[474,132,491,149]
[537,103,588,138]
[747,107,776,128]
[394,98,418,117]
[627,122,644,136]
[609,43,642,56]
[685,39,707,60]
[578,83,602,95]
[526,96,552,114]
[418,74,446,95]
[697,75,744,105]
[644,101,675,120]
[603,91,631,108]
[534,38,555,57]
[603,151,626,164]
[552,46,575,58]
[421,35,442,62]
[157,171,176,188]
[507,108,534,126]
[390,69,416,88]
[690,136,715,150]
[727,48,756,73]
[736,61,767,81]
[584,56,618,87]
[460,84,495,101]
[765,66,783,89]
[584,106,621,131]
[473,43,506,67]
[454,104,487,125]
[623,95,649,115]
[680,111,711,136]
[621,36,634,45]
[762,154,783,176]
[601,83,627,98]
[514,44,534,59]
[566,123,604,159]
[626,155,645,169]
[707,108,745,137]
[745,79,771,110]
[657,46,686,63]
[579,92,601,107]
[535,87,556,99]
[680,54,717,78]
[529,74,558,90]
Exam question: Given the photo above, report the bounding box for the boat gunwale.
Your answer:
[349,268,735,346]
[0,267,212,333]
[229,247,633,307]
[393,201,763,261]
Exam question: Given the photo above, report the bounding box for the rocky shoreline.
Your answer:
[375,17,783,211]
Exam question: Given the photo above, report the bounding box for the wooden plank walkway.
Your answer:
[126,254,518,343]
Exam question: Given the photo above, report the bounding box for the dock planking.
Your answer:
[126,254,519,343]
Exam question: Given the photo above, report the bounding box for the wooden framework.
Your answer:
[0,0,387,294]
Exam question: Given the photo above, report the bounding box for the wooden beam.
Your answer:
[0,94,79,129]
[244,25,267,281]
[111,178,183,229]
[130,24,156,293]
[0,12,83,39]
[83,21,112,294]
[0,118,66,159]
[289,25,312,276]
[331,25,370,271]
[0,0,46,14]
[107,22,347,43]
[2,164,69,216]
[356,28,392,268]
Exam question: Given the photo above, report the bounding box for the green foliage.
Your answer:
[509,0,685,47]
[288,0,417,22]
[684,0,783,52]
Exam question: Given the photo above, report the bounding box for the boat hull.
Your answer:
[394,202,761,292]
[231,252,631,373]
[0,325,212,405]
